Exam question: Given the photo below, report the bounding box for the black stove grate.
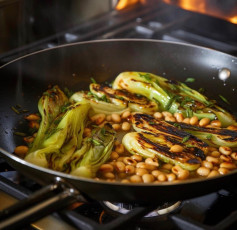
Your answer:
[0,164,237,230]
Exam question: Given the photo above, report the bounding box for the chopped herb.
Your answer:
[219,95,230,105]
[155,80,160,86]
[14,132,27,137]
[64,87,74,98]
[185,78,195,83]
[60,103,71,113]
[182,136,190,143]
[101,95,109,103]
[43,92,51,97]
[11,106,20,114]
[169,84,179,91]
[114,95,124,100]
[198,88,205,93]
[165,95,179,110]
[139,73,152,82]
[185,108,193,118]
[149,121,155,125]
[180,96,195,107]
[91,77,96,83]
[92,139,102,146]
[206,134,212,140]
[101,127,106,136]
[21,109,29,113]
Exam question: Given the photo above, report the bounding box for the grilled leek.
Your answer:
[90,83,158,114]
[29,85,69,153]
[131,113,208,156]
[25,103,90,168]
[175,122,237,149]
[112,72,236,127]
[122,132,202,170]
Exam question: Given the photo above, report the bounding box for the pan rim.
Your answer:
[1,38,237,69]
[1,147,236,187]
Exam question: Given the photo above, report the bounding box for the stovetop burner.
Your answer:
[103,201,182,218]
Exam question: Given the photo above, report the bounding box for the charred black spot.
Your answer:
[187,158,200,164]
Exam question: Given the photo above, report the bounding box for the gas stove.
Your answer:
[0,0,237,229]
[0,160,237,230]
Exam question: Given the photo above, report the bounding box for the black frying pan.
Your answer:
[0,39,237,228]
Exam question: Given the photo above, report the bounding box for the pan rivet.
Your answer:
[218,68,230,81]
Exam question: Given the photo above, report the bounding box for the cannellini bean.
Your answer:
[219,146,232,156]
[162,111,172,117]
[161,163,173,171]
[103,172,115,179]
[25,114,40,121]
[90,113,106,125]
[112,124,121,130]
[210,120,221,128]
[121,122,131,131]
[175,113,184,123]
[220,162,236,170]
[220,155,232,162]
[231,152,237,160]
[190,116,199,125]
[99,164,114,172]
[136,168,149,176]
[197,167,210,177]
[165,116,176,122]
[114,140,120,146]
[199,118,210,127]
[130,175,142,183]
[218,167,229,175]
[207,170,219,178]
[142,174,155,183]
[23,136,34,143]
[131,154,143,162]
[206,156,220,164]
[210,151,221,158]
[151,170,163,178]
[110,151,119,160]
[123,157,137,166]
[153,112,163,119]
[121,111,131,119]
[202,160,213,169]
[172,165,190,180]
[29,121,40,129]
[117,157,124,162]
[115,144,125,154]
[170,145,184,153]
[115,162,125,173]
[125,165,135,174]
[14,145,29,156]
[182,118,190,124]
[167,173,176,182]
[106,115,112,121]
[111,113,121,123]
[157,174,167,182]
[136,162,156,171]
[145,158,159,167]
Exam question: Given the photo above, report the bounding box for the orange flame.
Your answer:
[163,0,237,24]
[116,0,146,10]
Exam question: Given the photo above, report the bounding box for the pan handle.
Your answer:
[0,177,87,230]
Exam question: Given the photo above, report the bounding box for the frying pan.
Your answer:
[0,39,237,228]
